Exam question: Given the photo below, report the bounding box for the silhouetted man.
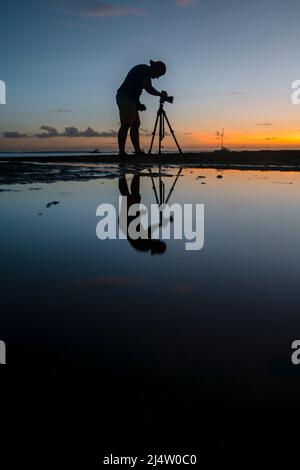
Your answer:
[116,60,168,157]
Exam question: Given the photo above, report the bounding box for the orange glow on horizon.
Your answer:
[1,129,300,152]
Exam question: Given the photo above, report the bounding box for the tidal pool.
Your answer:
[1,165,300,447]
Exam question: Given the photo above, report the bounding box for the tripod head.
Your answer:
[160,95,174,105]
[160,91,174,105]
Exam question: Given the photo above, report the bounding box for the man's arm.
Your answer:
[143,76,162,97]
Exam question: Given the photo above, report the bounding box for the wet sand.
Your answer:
[2,150,300,186]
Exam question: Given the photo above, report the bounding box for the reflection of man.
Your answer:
[118,173,166,255]
[116,60,167,157]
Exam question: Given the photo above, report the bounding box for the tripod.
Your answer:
[148,98,182,155]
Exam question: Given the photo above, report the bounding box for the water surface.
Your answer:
[1,165,300,447]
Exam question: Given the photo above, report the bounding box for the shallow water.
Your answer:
[2,166,300,446]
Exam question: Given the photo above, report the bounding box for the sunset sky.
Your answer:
[1,0,300,151]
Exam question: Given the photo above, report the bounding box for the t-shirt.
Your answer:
[117,64,152,102]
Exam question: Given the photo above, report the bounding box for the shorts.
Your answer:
[116,93,140,127]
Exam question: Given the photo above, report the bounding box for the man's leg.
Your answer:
[118,124,130,155]
[130,112,142,154]
[130,124,141,153]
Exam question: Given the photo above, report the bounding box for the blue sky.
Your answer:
[1,0,300,150]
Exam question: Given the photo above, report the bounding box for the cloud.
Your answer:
[3,125,119,139]
[35,125,59,138]
[58,0,147,17]
[63,126,118,137]
[177,0,198,6]
[264,137,277,140]
[34,125,118,138]
[81,126,101,137]
[63,126,81,137]
[3,131,27,138]
[51,108,72,113]
[256,122,272,126]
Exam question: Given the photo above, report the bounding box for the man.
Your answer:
[116,60,168,157]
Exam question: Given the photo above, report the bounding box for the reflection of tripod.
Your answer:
[148,98,182,155]
[149,167,182,225]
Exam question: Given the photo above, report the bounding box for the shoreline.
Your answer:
[2,151,300,185]
[1,150,300,171]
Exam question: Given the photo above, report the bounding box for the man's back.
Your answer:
[118,64,151,102]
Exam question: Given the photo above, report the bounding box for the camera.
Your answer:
[160,91,174,104]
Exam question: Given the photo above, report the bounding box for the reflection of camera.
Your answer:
[160,91,174,104]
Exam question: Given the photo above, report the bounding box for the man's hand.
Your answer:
[137,103,147,111]
[160,90,168,99]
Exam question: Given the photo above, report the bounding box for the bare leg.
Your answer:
[118,124,130,154]
[130,124,141,153]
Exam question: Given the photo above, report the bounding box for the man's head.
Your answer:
[149,60,166,79]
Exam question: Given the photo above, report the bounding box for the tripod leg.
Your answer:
[159,112,164,155]
[149,111,160,154]
[149,169,159,204]
[159,165,162,204]
[163,111,183,154]
[165,168,182,204]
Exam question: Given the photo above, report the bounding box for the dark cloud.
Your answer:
[3,125,119,139]
[63,127,118,137]
[81,126,101,137]
[264,137,277,140]
[63,126,81,137]
[256,122,272,126]
[35,125,59,138]
[14,125,118,139]
[58,0,147,17]
[3,131,27,138]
